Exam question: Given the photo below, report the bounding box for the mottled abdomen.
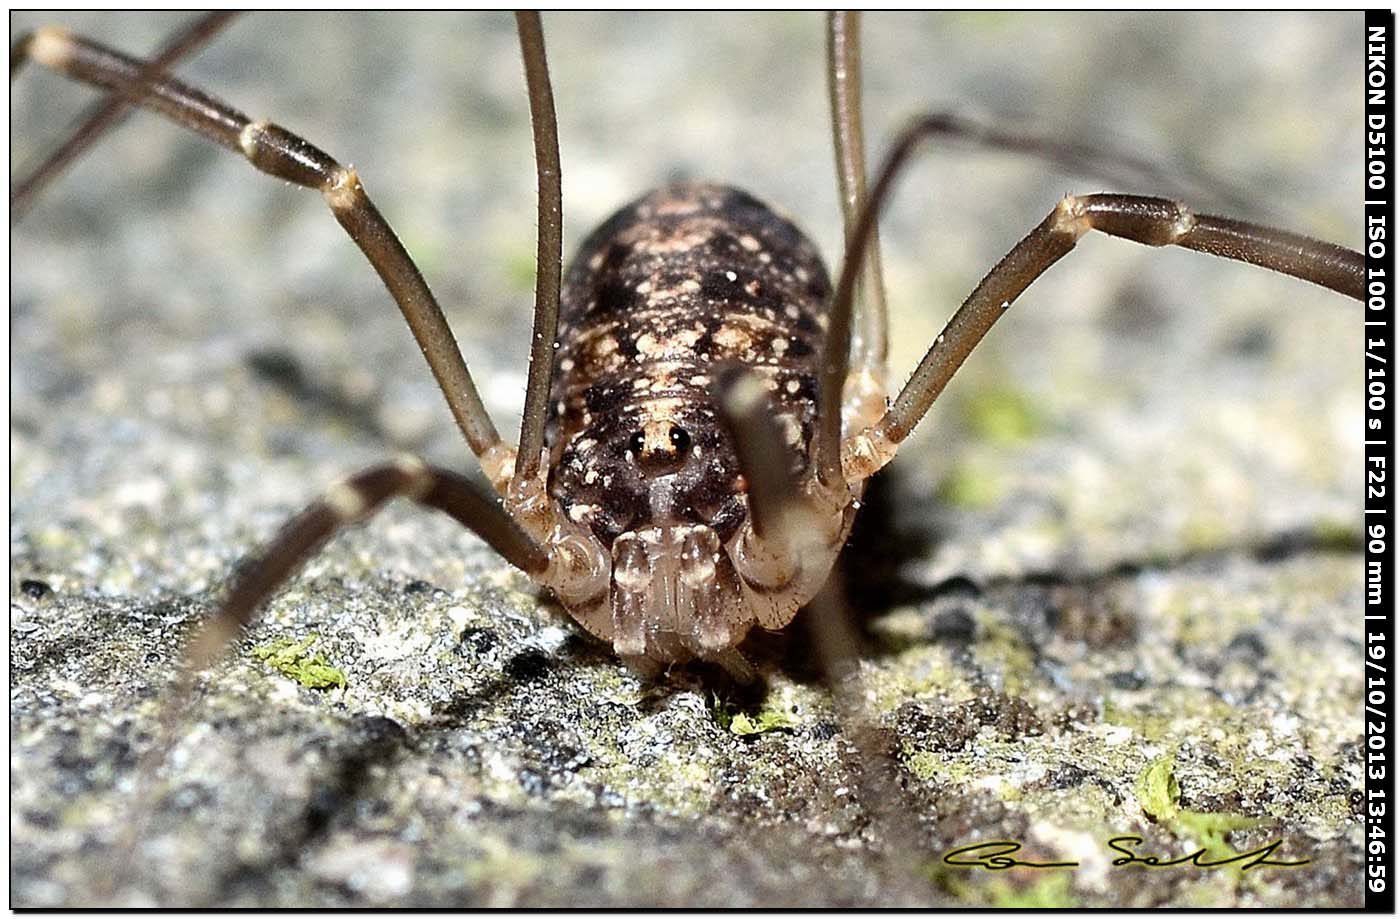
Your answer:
[546,182,831,547]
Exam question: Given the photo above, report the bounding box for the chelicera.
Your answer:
[12,11,1364,691]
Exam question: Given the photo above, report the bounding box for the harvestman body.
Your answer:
[12,12,1364,692]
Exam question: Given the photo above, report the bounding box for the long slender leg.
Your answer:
[16,28,512,484]
[104,457,548,902]
[10,12,240,223]
[512,11,564,484]
[818,114,1365,486]
[826,14,1263,224]
[871,111,1264,218]
[183,456,547,672]
[827,11,889,371]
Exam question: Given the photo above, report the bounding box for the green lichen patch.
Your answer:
[960,386,1047,444]
[251,636,348,690]
[713,693,800,737]
[986,873,1077,908]
[1135,752,1258,853]
[905,749,941,784]
[935,865,1077,909]
[728,709,797,737]
[971,619,1040,697]
[935,463,1004,510]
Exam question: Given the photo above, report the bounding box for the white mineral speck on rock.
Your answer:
[307,836,415,902]
[446,605,471,633]
[534,625,569,652]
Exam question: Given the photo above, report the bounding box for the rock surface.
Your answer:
[11,11,1363,907]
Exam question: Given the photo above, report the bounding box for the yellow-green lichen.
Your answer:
[1101,688,1232,741]
[863,643,969,716]
[986,873,1077,908]
[938,869,1077,909]
[906,749,941,783]
[251,636,347,690]
[714,694,800,736]
[973,619,1038,696]
[501,244,539,293]
[1135,751,1257,853]
[960,386,1046,444]
[935,463,1004,509]
[901,746,995,791]
[581,746,718,817]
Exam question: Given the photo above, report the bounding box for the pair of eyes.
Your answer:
[627,426,692,456]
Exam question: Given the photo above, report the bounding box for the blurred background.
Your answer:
[12,10,1361,593]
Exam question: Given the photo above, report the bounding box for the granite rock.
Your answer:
[11,11,1363,907]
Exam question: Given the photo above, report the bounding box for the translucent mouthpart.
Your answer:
[609,524,745,658]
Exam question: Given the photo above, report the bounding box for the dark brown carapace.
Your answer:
[546,183,838,662]
[12,13,1364,686]
[551,182,829,542]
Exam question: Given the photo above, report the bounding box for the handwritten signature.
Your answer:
[942,838,1310,873]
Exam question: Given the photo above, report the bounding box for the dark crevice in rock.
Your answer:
[209,714,410,903]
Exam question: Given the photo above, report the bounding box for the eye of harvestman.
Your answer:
[628,426,693,458]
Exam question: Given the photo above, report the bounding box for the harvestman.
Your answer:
[12,13,1363,702]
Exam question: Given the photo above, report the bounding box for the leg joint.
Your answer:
[322,165,363,212]
[239,119,340,191]
[1080,194,1197,247]
[393,453,434,502]
[1050,194,1093,241]
[323,479,372,521]
[28,26,74,70]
